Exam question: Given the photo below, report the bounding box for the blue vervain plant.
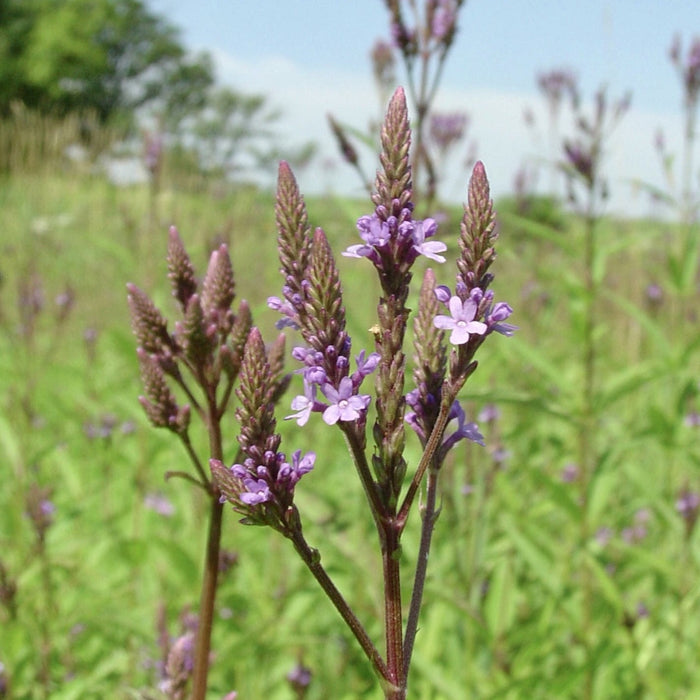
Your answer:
[559,85,629,700]
[210,87,514,698]
[128,229,272,699]
[329,0,468,210]
[131,87,513,698]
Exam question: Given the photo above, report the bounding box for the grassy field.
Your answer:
[1,159,699,699]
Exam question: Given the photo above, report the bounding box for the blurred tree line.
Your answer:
[0,0,315,180]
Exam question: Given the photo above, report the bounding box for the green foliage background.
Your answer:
[0,124,698,700]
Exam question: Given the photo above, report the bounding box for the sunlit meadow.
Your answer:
[1,6,700,700]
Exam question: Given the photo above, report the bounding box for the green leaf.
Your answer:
[585,550,624,615]
[485,556,517,638]
[501,516,561,596]
[588,468,619,523]
[603,289,668,355]
[498,211,576,254]
[597,360,663,410]
[530,468,582,522]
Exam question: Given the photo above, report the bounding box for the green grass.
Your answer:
[0,165,699,699]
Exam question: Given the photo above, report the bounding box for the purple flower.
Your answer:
[239,477,272,505]
[286,380,318,426]
[432,0,457,41]
[143,131,163,174]
[144,493,176,516]
[622,509,649,544]
[478,404,500,424]
[561,463,579,483]
[537,69,578,106]
[344,213,446,266]
[441,401,485,454]
[434,285,452,303]
[676,489,700,537]
[343,214,391,259]
[292,346,327,385]
[286,662,312,690]
[410,218,447,262]
[267,295,299,329]
[405,410,424,440]
[564,141,594,184]
[676,490,700,518]
[352,349,380,383]
[430,112,468,151]
[278,450,316,487]
[594,526,613,547]
[433,296,487,345]
[645,283,663,305]
[485,302,517,336]
[491,447,511,466]
[321,376,370,424]
[684,411,700,427]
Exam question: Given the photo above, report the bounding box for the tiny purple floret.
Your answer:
[321,376,370,424]
[286,379,318,426]
[410,218,447,262]
[433,296,487,345]
[239,478,272,505]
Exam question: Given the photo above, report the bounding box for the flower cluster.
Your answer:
[537,68,578,110]
[669,34,700,105]
[433,285,515,345]
[406,393,483,455]
[344,213,446,267]
[676,488,700,538]
[210,328,313,528]
[222,450,316,507]
[431,0,458,44]
[267,163,381,438]
[385,0,461,55]
[560,87,630,199]
[128,227,253,443]
[287,350,379,427]
[429,112,468,154]
[371,39,396,95]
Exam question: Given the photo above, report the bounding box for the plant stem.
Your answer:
[37,536,54,699]
[287,528,390,684]
[190,496,223,700]
[191,392,225,700]
[398,396,452,525]
[340,423,385,530]
[681,95,697,226]
[382,520,405,699]
[403,459,439,674]
[579,192,597,700]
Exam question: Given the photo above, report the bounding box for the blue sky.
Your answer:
[149,0,698,215]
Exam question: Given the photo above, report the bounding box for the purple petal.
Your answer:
[448,295,464,318]
[449,326,472,345]
[433,313,456,330]
[322,405,341,425]
[414,240,447,263]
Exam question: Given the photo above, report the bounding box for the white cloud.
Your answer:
[212,49,688,218]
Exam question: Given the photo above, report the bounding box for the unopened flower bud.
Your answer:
[167,226,198,310]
